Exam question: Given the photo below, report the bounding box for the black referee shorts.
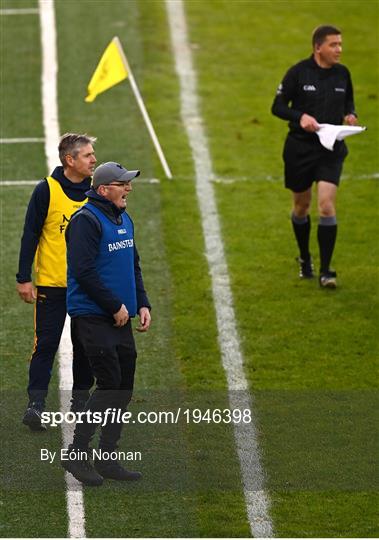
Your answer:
[283,134,348,193]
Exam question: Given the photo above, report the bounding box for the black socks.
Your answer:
[291,213,311,261]
[292,214,338,273]
[318,216,337,273]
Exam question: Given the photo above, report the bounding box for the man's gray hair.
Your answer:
[58,133,97,167]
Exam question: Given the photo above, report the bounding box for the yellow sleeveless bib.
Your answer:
[35,177,87,287]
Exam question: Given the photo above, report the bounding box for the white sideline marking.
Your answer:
[39,0,59,174]
[0,138,44,143]
[165,1,273,537]
[212,172,379,184]
[3,171,375,187]
[39,1,86,538]
[0,8,39,15]
[0,178,160,186]
[0,181,41,186]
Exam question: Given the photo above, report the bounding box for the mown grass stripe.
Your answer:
[39,0,86,537]
[165,0,273,536]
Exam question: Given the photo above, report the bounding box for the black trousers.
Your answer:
[28,287,94,404]
[71,316,137,452]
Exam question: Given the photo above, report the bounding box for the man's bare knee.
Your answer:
[293,190,312,217]
[293,202,311,217]
[318,181,337,217]
[318,201,336,217]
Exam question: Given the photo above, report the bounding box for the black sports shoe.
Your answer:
[319,270,337,289]
[22,402,47,431]
[94,457,142,481]
[61,448,103,486]
[296,256,314,279]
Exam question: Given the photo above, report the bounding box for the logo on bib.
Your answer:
[108,239,134,252]
[60,214,71,234]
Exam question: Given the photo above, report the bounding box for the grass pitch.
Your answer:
[1,0,378,537]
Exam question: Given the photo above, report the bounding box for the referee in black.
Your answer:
[272,25,358,288]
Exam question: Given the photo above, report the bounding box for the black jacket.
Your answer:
[16,166,91,283]
[271,55,356,141]
[65,188,151,316]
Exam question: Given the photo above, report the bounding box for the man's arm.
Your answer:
[344,69,358,125]
[271,65,304,123]
[271,65,319,132]
[133,244,151,332]
[16,180,50,303]
[66,212,123,316]
[134,244,151,311]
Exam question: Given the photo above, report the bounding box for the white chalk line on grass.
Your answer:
[39,0,59,174]
[1,173,376,188]
[165,1,273,537]
[39,1,86,538]
[212,172,379,184]
[0,178,160,187]
[0,8,39,15]
[0,138,44,143]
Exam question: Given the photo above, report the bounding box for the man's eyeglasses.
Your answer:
[105,182,129,187]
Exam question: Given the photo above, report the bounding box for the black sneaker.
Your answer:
[94,457,142,481]
[61,448,103,486]
[22,402,47,431]
[319,270,337,289]
[296,256,314,279]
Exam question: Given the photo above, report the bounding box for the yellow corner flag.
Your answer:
[85,38,128,103]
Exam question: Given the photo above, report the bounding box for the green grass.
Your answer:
[185,0,379,536]
[1,0,378,537]
[0,0,45,180]
[0,186,68,536]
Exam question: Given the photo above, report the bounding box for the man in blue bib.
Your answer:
[62,161,151,486]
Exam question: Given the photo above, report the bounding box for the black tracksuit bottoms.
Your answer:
[28,287,94,404]
[70,316,137,452]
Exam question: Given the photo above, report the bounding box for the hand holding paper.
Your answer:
[316,123,366,151]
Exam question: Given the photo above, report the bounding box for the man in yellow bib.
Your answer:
[16,133,97,430]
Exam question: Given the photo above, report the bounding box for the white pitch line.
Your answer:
[0,181,41,186]
[38,1,86,538]
[4,170,375,188]
[0,138,44,143]
[0,8,39,15]
[39,0,59,174]
[212,172,379,184]
[165,1,273,537]
[0,178,160,187]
